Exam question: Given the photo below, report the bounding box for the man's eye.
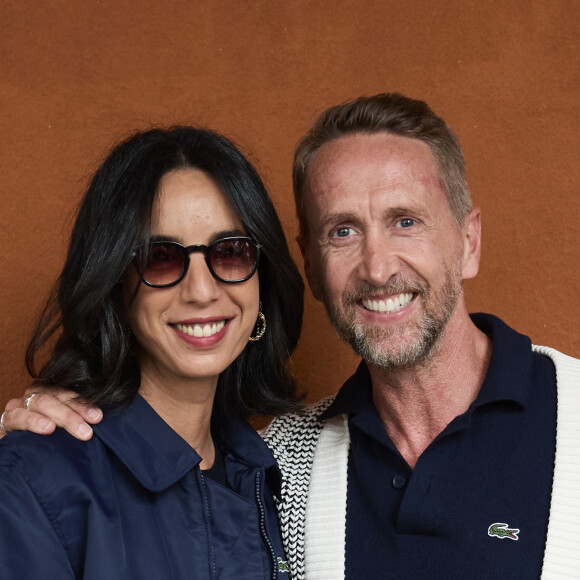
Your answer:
[334,227,354,238]
[398,218,416,228]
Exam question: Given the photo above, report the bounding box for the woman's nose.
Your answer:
[178,254,220,305]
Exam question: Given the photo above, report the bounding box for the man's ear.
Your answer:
[461,207,482,280]
[297,235,324,302]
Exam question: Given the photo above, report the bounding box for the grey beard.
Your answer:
[349,308,445,368]
[322,268,462,370]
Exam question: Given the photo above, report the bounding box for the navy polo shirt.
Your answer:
[321,314,556,578]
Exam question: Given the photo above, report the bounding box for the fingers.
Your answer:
[2,389,103,441]
[33,388,103,424]
[0,407,55,438]
[0,411,9,439]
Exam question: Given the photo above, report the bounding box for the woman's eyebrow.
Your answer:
[148,229,248,245]
[208,229,247,244]
[148,234,180,243]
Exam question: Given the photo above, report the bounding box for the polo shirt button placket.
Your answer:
[392,474,407,489]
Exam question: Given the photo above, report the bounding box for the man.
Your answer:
[262,94,580,579]
[3,94,579,578]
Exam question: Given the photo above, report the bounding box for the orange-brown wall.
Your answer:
[1,0,578,408]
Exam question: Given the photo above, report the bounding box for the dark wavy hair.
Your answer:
[26,127,304,417]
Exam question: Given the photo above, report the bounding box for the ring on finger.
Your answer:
[0,411,7,433]
[24,392,38,412]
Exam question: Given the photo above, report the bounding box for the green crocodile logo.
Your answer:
[277,557,289,573]
[488,522,520,541]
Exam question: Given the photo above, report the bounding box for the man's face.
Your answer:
[300,132,480,369]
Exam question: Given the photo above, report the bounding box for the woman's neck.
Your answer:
[138,371,218,469]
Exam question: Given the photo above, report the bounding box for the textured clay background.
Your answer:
[0,0,578,408]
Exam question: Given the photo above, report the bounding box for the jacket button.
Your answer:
[392,474,407,489]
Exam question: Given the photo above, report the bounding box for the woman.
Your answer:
[0,126,303,579]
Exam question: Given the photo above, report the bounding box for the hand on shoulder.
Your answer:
[0,387,102,441]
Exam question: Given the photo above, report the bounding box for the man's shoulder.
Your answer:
[533,344,580,363]
[262,396,336,439]
[532,344,580,381]
[261,395,338,464]
[533,345,580,577]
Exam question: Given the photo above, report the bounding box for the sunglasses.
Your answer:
[133,236,261,288]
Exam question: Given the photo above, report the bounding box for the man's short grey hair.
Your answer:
[293,93,472,240]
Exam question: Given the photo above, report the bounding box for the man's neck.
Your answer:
[369,310,492,469]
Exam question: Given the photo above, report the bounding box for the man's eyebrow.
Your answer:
[318,205,428,231]
[383,205,426,217]
[318,212,358,231]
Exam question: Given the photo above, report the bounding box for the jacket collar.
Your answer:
[93,394,281,495]
[213,411,282,498]
[213,411,280,469]
[93,395,201,492]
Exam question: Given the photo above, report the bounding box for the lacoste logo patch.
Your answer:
[488,522,520,541]
[277,557,289,573]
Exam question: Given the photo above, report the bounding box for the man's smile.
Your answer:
[361,292,415,314]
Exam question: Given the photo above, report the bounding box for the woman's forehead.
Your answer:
[150,168,245,240]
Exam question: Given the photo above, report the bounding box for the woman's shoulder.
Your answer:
[0,429,114,537]
[0,428,103,485]
[0,429,121,576]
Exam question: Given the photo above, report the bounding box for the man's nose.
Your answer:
[359,233,400,287]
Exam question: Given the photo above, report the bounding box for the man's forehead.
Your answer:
[304,132,441,199]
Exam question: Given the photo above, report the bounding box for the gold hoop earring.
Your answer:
[249,302,266,342]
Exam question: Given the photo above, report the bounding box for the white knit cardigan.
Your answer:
[263,346,580,579]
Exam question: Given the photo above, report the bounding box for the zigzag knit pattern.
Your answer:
[261,396,336,580]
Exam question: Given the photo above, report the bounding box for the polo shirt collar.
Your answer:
[469,313,532,409]
[320,362,372,421]
[321,312,532,422]
[93,394,281,495]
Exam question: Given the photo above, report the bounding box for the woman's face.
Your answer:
[127,168,260,393]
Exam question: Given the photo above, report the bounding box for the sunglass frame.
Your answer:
[133,236,261,288]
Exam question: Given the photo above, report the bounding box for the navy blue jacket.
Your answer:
[0,395,287,579]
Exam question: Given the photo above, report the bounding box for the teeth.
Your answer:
[362,292,414,313]
[175,320,226,337]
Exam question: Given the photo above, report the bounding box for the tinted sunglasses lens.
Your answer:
[143,243,185,286]
[210,239,257,281]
